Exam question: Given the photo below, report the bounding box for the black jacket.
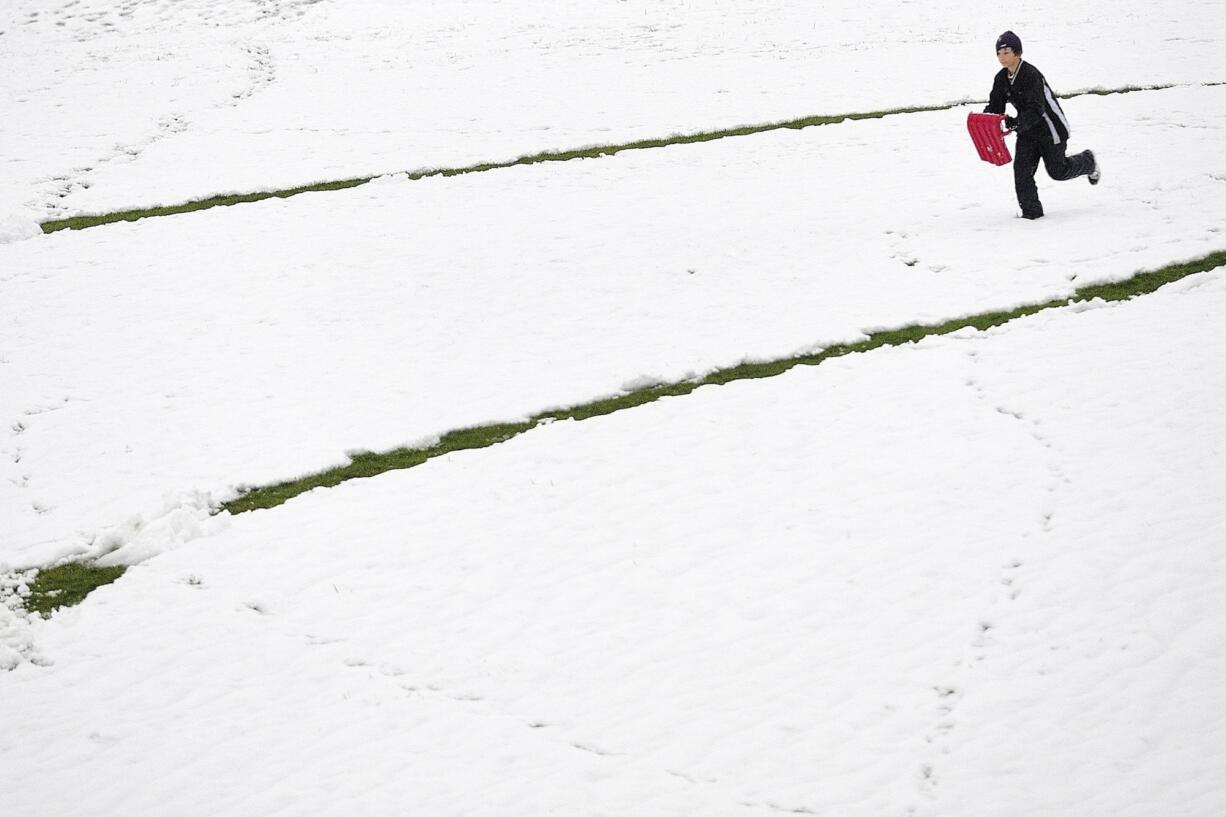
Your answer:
[985,60,1071,145]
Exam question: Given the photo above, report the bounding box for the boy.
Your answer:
[985,31,1100,220]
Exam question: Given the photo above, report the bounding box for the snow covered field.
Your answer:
[2,0,1225,814]
[4,83,1226,571]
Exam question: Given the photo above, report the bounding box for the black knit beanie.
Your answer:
[996,31,1023,53]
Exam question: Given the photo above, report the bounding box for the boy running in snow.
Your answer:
[985,31,1100,219]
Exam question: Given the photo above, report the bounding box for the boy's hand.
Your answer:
[1003,116,1017,130]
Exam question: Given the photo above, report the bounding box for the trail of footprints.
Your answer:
[884,229,949,274]
[285,617,822,815]
[23,0,287,220]
[910,350,1066,805]
[5,399,89,518]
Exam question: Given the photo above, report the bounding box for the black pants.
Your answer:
[1014,135,1095,218]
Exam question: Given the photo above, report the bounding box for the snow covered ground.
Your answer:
[4,271,1225,816]
[2,0,1225,813]
[3,83,1224,571]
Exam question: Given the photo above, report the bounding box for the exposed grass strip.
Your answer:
[221,250,1226,515]
[40,178,370,233]
[39,82,1217,235]
[23,562,127,617]
[25,250,1223,613]
[224,422,537,513]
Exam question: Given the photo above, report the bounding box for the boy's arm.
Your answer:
[984,72,1007,113]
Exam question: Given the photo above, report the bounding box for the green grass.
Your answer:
[225,422,536,514]
[39,82,1217,235]
[221,249,1226,515]
[40,177,371,233]
[23,562,127,616]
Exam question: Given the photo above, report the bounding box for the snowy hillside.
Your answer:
[2,1,1225,815]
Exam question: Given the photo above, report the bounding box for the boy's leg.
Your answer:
[1042,141,1095,181]
[1013,137,1044,219]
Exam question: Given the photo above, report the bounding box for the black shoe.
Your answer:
[1087,151,1101,185]
[1020,211,1044,220]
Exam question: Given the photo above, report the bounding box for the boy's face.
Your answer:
[997,47,1021,71]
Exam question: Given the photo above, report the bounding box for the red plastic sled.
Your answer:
[966,113,1013,165]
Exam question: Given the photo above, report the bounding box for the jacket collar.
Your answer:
[1008,58,1024,84]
